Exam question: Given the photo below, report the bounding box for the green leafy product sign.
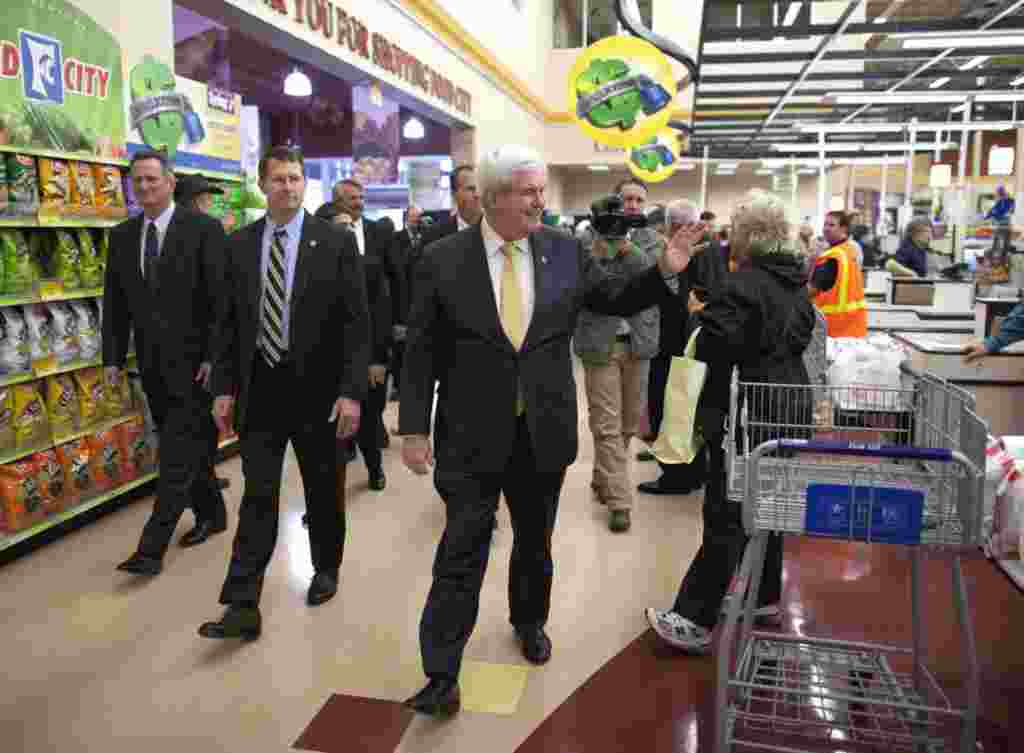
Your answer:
[0,2,126,158]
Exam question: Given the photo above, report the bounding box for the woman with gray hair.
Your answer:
[646,189,815,654]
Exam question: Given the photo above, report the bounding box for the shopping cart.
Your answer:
[717,365,986,753]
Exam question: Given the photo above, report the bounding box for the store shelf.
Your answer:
[0,285,103,308]
[0,371,39,389]
[0,471,157,552]
[0,143,129,167]
[0,436,57,466]
[53,412,142,447]
[35,357,102,379]
[0,215,124,228]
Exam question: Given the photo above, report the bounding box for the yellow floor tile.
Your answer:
[458,661,530,715]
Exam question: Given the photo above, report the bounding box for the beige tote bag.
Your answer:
[652,328,707,465]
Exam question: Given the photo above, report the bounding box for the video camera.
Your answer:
[590,194,647,240]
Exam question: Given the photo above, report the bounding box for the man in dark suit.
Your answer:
[104,150,229,576]
[399,144,692,717]
[333,178,403,490]
[389,205,424,402]
[419,164,483,248]
[198,146,370,640]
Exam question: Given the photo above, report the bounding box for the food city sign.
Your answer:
[262,0,472,117]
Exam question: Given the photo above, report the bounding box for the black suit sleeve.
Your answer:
[398,248,440,437]
[579,239,675,316]
[209,232,241,398]
[374,219,407,328]
[333,227,372,403]
[101,225,133,369]
[197,215,229,366]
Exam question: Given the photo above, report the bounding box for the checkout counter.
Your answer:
[866,272,976,333]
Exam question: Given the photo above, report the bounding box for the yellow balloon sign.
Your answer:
[567,35,677,149]
[627,128,681,183]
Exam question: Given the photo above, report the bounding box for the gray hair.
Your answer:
[730,189,795,256]
[477,144,546,208]
[666,199,700,228]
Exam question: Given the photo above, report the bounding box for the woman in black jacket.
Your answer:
[645,189,816,654]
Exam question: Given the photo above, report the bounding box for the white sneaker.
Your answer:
[644,608,712,654]
[719,595,782,624]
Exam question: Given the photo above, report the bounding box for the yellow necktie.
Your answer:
[500,243,526,415]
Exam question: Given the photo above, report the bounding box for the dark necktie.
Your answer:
[260,228,288,366]
[144,221,159,288]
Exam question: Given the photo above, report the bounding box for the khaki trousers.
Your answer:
[583,344,649,511]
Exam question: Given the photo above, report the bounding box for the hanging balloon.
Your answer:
[627,128,680,183]
[567,35,677,150]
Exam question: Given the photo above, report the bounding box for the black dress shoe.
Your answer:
[404,678,461,718]
[180,520,228,548]
[307,571,338,606]
[116,554,162,576]
[515,626,553,665]
[368,470,386,491]
[638,478,703,496]
[198,605,262,640]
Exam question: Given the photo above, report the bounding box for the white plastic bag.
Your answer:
[985,462,1024,560]
[827,339,905,411]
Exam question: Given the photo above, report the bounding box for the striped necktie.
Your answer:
[260,228,288,366]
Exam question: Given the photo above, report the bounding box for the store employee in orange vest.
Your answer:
[808,210,867,338]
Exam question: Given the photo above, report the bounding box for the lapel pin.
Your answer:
[310,240,318,247]
[541,256,548,264]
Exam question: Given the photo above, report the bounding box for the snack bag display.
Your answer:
[0,156,8,216]
[0,458,47,531]
[103,367,131,419]
[37,159,70,214]
[46,375,79,439]
[77,229,103,289]
[23,304,53,361]
[0,307,31,375]
[116,416,155,480]
[52,231,82,290]
[0,387,14,451]
[5,154,40,216]
[92,164,126,215]
[0,229,36,294]
[32,448,66,514]
[73,367,104,426]
[12,382,48,449]
[70,300,100,361]
[87,429,123,491]
[69,161,97,215]
[48,302,81,365]
[55,438,94,503]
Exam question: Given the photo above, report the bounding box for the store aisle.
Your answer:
[1,363,704,753]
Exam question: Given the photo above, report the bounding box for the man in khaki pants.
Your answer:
[575,194,659,532]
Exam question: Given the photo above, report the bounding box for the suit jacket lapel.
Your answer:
[158,207,184,278]
[466,225,513,352]
[522,230,548,349]
[247,218,267,329]
[290,212,315,327]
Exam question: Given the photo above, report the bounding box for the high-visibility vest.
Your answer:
[814,240,867,338]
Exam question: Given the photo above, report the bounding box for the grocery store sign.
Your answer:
[260,0,472,117]
[0,33,112,103]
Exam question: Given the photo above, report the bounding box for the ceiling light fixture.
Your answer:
[402,117,425,140]
[960,56,989,71]
[284,68,312,97]
[772,142,954,152]
[1013,74,1024,86]
[587,165,610,171]
[898,34,1024,50]
[930,77,951,89]
[783,2,802,26]
[795,121,1021,133]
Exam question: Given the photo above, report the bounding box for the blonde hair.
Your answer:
[729,189,795,257]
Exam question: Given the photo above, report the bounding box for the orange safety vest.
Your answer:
[814,239,867,338]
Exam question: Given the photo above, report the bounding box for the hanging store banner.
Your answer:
[627,127,680,183]
[0,0,127,159]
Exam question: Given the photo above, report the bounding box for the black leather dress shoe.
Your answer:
[180,520,228,548]
[638,478,703,496]
[307,571,338,606]
[404,678,461,718]
[368,470,386,491]
[515,626,553,665]
[116,554,162,576]
[198,605,262,640]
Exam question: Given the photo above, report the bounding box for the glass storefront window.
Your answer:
[554,0,654,50]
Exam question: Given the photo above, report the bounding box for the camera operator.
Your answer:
[575,194,659,533]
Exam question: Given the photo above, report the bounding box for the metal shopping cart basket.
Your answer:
[717,365,986,753]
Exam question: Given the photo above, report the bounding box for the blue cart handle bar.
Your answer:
[777,439,954,462]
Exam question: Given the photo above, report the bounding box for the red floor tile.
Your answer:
[294,694,414,753]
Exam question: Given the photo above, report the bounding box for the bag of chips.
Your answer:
[0,307,31,375]
[32,448,67,514]
[5,154,39,216]
[69,161,97,216]
[37,159,70,215]
[116,416,154,480]
[0,229,36,294]
[87,429,123,491]
[70,300,100,361]
[48,302,80,365]
[12,382,48,448]
[0,387,14,451]
[0,458,47,531]
[77,229,103,289]
[23,304,53,361]
[73,367,104,426]
[55,438,94,503]
[52,231,81,290]
[93,164,126,215]
[104,368,131,419]
[46,374,79,439]
[0,156,8,217]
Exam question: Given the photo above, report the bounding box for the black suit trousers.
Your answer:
[356,380,387,473]
[421,415,567,680]
[136,373,226,558]
[219,357,343,606]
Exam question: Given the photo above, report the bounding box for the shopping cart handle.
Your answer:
[777,439,954,462]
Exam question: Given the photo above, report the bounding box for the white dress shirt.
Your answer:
[481,215,535,335]
[260,210,304,343]
[457,214,470,232]
[351,217,366,255]
[139,201,176,276]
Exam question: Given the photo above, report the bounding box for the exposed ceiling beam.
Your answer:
[700,45,1024,65]
[699,68,1024,85]
[841,0,1024,123]
[697,81,1024,101]
[703,17,1024,42]
[742,0,866,152]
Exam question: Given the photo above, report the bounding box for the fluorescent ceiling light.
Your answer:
[783,2,802,26]
[900,35,1024,50]
[975,93,1024,103]
[1014,75,1024,86]
[588,165,610,171]
[829,92,966,104]
[773,143,859,152]
[930,77,951,89]
[960,56,989,71]
[772,142,954,152]
[873,16,888,25]
[795,121,1021,133]
[677,162,697,171]
[755,168,775,176]
[834,157,906,166]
